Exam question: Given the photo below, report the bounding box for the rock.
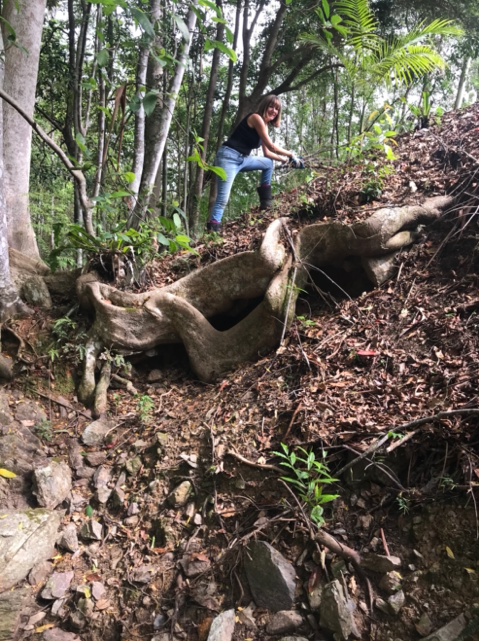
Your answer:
[379,571,402,595]
[130,565,156,583]
[124,515,139,526]
[387,589,405,615]
[68,611,86,631]
[41,571,74,600]
[125,456,142,476]
[15,400,47,424]
[0,390,13,424]
[81,418,116,447]
[307,584,322,611]
[415,613,433,637]
[51,598,67,617]
[75,467,95,479]
[67,440,84,471]
[244,541,296,612]
[111,488,125,508]
[0,508,62,591]
[0,355,12,380]
[421,613,468,641]
[319,580,354,641]
[93,465,112,504]
[80,519,103,541]
[21,275,52,309]
[359,553,401,573]
[207,609,235,641]
[42,629,81,641]
[85,452,107,467]
[374,598,389,614]
[266,610,303,635]
[33,460,72,509]
[155,432,168,446]
[78,597,94,617]
[0,588,33,641]
[168,481,192,507]
[128,502,139,516]
[29,560,54,586]
[58,523,79,552]
[362,253,399,287]
[91,582,106,600]
[147,369,163,382]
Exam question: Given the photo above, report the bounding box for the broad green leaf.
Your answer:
[322,0,330,19]
[157,233,169,246]
[124,171,135,183]
[330,14,342,26]
[131,7,155,38]
[176,234,191,243]
[173,14,191,42]
[172,213,182,229]
[110,190,130,198]
[143,91,159,116]
[85,505,93,517]
[207,39,236,62]
[97,48,109,67]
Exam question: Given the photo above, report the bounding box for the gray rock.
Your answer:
[124,515,139,526]
[127,502,139,515]
[307,584,322,611]
[359,553,401,573]
[29,560,54,586]
[42,628,81,641]
[125,456,142,476]
[41,571,74,599]
[130,565,156,583]
[0,509,61,591]
[91,581,106,600]
[21,275,52,309]
[80,519,103,541]
[93,465,112,504]
[362,253,399,287]
[207,609,235,641]
[244,541,296,612]
[75,466,95,479]
[179,553,211,578]
[15,400,47,424]
[421,613,468,641]
[266,610,303,635]
[236,602,257,631]
[0,390,13,425]
[81,418,116,447]
[58,523,79,552]
[168,480,192,507]
[78,597,94,617]
[388,589,405,615]
[111,487,125,508]
[67,439,84,471]
[51,598,67,617]
[379,570,402,595]
[33,460,72,509]
[147,369,163,382]
[319,580,353,641]
[415,613,433,637]
[85,452,107,467]
[0,588,33,641]
[375,597,390,614]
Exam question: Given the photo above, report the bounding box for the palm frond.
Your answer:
[368,44,446,85]
[393,18,464,48]
[334,0,377,33]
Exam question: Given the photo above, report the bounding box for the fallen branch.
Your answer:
[226,448,284,474]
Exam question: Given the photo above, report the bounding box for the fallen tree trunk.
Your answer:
[76,196,453,403]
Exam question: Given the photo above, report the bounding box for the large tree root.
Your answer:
[77,196,453,404]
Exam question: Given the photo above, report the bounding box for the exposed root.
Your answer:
[93,360,111,419]
[78,336,102,406]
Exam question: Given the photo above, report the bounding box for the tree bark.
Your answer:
[454,57,471,110]
[188,0,225,233]
[128,5,198,228]
[1,0,46,258]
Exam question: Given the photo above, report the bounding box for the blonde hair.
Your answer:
[256,94,282,128]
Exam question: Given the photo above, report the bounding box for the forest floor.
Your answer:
[5,102,479,641]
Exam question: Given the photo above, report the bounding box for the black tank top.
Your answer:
[223,113,261,156]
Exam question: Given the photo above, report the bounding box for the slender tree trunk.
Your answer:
[188,0,225,233]
[1,0,46,258]
[129,40,151,201]
[454,57,471,110]
[128,5,197,228]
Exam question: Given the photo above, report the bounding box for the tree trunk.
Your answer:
[188,0,225,234]
[129,41,150,201]
[128,5,198,228]
[1,0,46,258]
[454,57,471,110]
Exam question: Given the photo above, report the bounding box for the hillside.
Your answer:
[2,102,479,641]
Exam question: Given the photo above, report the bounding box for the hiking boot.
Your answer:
[257,185,272,210]
[206,221,222,233]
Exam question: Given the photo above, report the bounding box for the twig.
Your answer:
[227,448,284,474]
[283,403,304,441]
[335,433,391,477]
[33,390,92,419]
[380,528,390,557]
[387,430,418,453]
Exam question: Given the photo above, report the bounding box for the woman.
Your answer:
[207,94,303,232]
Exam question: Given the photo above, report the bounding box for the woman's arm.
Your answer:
[248,113,293,158]
[262,145,288,162]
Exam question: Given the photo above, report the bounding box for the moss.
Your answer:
[51,362,76,394]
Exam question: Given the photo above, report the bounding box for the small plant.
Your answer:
[396,495,410,514]
[297,315,317,328]
[35,419,53,442]
[273,443,338,528]
[136,394,155,424]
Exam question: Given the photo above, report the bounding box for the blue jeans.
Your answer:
[209,145,273,223]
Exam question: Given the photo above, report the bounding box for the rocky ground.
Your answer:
[2,103,479,641]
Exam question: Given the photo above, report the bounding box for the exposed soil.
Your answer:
[5,102,479,640]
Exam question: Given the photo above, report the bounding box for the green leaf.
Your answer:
[173,14,191,42]
[124,171,135,183]
[97,48,109,67]
[330,14,342,26]
[207,39,237,62]
[157,233,169,246]
[110,190,130,198]
[143,91,159,116]
[75,132,86,153]
[175,234,191,243]
[130,7,155,38]
[322,0,330,19]
[172,213,182,229]
[85,505,93,517]
[209,165,227,181]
